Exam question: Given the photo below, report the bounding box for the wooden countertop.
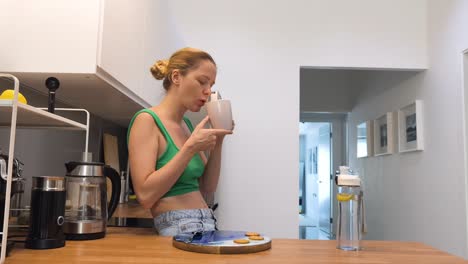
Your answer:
[6,227,467,263]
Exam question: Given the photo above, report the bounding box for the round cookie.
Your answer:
[248,236,264,241]
[245,232,260,236]
[233,239,250,244]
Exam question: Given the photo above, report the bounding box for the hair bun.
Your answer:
[150,60,169,80]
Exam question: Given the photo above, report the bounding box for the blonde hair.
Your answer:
[150,47,216,90]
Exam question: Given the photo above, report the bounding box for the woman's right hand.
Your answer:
[184,116,233,153]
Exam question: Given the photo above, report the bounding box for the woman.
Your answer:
[127,47,233,236]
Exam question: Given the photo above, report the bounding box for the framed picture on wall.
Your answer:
[398,100,424,152]
[357,120,373,158]
[373,112,395,156]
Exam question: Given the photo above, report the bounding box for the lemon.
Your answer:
[0,89,28,104]
[337,193,354,202]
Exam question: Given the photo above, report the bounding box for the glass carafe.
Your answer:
[63,161,120,240]
[65,177,106,222]
[78,182,101,219]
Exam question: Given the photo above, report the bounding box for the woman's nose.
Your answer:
[203,87,211,95]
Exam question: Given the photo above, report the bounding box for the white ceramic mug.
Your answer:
[206,100,233,130]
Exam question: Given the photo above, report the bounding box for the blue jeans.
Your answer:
[153,208,217,236]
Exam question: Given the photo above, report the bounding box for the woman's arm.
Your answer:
[198,120,235,195]
[128,113,197,209]
[129,115,231,209]
[198,137,225,195]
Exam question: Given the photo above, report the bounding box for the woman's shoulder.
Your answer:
[134,108,156,117]
[127,109,160,143]
[131,108,159,123]
[129,109,159,131]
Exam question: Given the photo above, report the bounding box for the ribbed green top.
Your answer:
[127,109,205,198]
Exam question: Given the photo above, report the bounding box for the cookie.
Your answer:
[245,232,260,236]
[233,239,250,244]
[248,236,264,241]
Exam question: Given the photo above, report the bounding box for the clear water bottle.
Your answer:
[335,166,366,251]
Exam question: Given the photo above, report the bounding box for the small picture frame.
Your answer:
[398,100,424,152]
[357,120,373,158]
[373,112,395,156]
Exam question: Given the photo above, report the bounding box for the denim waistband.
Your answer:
[154,208,215,226]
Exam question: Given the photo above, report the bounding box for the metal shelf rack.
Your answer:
[0,73,88,263]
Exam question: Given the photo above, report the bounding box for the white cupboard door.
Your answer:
[98,0,145,99]
[0,0,99,73]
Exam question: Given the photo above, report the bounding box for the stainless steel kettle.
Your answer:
[0,154,25,231]
[63,161,121,240]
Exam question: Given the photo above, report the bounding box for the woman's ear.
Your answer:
[171,69,181,85]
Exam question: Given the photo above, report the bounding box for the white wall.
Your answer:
[140,0,186,106]
[349,0,468,258]
[464,50,468,260]
[154,0,427,238]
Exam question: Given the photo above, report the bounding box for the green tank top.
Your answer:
[127,109,205,198]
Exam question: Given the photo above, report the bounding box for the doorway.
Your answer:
[462,49,468,258]
[299,122,332,240]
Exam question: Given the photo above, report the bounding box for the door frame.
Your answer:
[300,112,348,238]
[461,48,468,258]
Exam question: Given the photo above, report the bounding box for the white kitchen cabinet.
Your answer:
[0,0,162,126]
[98,0,145,102]
[1,1,100,74]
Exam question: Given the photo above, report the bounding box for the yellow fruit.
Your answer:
[0,89,28,104]
[337,193,354,202]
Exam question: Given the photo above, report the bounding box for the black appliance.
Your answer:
[0,154,24,230]
[25,176,66,249]
[0,154,24,256]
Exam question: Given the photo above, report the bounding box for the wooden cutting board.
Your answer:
[173,230,271,254]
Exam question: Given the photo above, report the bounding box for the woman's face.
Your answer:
[176,60,217,112]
